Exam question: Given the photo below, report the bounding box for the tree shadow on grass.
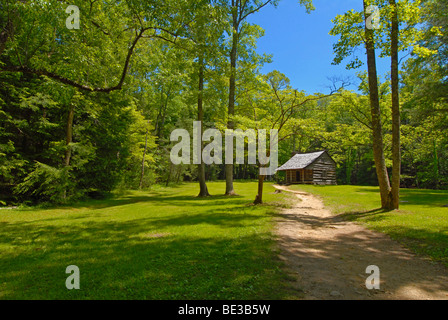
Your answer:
[39,193,247,213]
[353,187,381,193]
[399,190,448,207]
[353,187,448,207]
[337,208,387,222]
[0,212,288,300]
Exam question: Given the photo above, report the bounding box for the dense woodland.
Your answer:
[0,0,446,206]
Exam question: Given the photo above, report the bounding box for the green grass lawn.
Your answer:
[0,181,296,300]
[288,184,448,266]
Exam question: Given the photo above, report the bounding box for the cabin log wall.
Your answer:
[279,151,337,185]
[307,152,337,185]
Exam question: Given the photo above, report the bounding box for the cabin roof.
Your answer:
[276,151,329,171]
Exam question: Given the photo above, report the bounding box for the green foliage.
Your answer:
[0,70,156,203]
[330,0,423,69]
[14,162,73,203]
[327,0,447,189]
[1,0,447,207]
[399,0,448,188]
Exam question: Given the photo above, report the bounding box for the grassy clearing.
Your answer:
[288,184,448,266]
[0,181,296,300]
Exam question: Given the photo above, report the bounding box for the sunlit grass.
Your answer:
[0,181,296,300]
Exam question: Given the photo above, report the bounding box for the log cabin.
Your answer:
[276,150,337,185]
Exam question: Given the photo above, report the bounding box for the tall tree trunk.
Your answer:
[0,12,15,56]
[292,133,296,153]
[390,0,401,209]
[346,147,352,184]
[197,55,210,197]
[156,86,171,138]
[433,138,439,189]
[253,173,265,205]
[176,165,182,184]
[139,119,150,189]
[225,6,238,196]
[64,104,75,167]
[166,163,173,187]
[153,91,161,137]
[364,0,392,209]
[254,147,271,205]
[154,86,171,138]
[62,103,75,201]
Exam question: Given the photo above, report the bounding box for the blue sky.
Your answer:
[247,0,390,94]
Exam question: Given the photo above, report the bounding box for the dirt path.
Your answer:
[274,185,448,300]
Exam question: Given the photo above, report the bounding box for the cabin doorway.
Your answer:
[296,170,301,182]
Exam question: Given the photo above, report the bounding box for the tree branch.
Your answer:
[1,27,147,92]
[240,0,272,22]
